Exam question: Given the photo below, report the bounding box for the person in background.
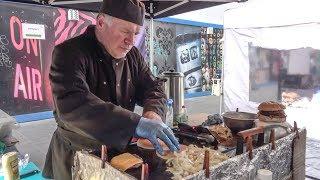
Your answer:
[43,0,179,179]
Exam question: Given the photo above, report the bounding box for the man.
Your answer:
[43,0,180,179]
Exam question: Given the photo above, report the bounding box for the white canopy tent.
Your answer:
[171,0,320,140]
[223,0,320,140]
[223,0,320,112]
[171,2,241,26]
[172,2,320,178]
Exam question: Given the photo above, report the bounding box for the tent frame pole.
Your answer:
[153,0,188,17]
[219,10,227,114]
[149,17,154,73]
[51,0,102,5]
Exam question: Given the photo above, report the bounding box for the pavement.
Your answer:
[9,95,320,179]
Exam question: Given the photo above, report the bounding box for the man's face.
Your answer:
[97,15,142,59]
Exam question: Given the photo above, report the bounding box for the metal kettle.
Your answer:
[160,70,185,118]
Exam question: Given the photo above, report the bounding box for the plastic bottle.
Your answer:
[181,105,188,123]
[256,169,272,180]
[18,154,30,170]
[2,151,20,180]
[0,141,6,154]
[166,99,174,128]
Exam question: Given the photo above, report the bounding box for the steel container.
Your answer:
[161,71,185,117]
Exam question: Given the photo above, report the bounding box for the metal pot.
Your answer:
[222,111,258,133]
[161,71,184,117]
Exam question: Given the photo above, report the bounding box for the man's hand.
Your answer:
[135,117,180,155]
[143,111,162,121]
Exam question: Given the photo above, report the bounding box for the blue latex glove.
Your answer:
[135,117,180,155]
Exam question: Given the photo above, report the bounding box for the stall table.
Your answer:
[72,116,306,180]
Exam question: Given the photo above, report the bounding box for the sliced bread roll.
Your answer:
[110,153,143,172]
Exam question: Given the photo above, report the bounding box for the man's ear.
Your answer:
[96,15,105,29]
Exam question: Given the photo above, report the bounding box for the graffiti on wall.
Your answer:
[54,8,96,45]
[0,2,54,115]
[0,2,98,116]
[0,1,221,117]
[154,26,175,74]
[0,35,12,68]
[175,33,202,93]
[200,28,223,91]
[144,20,176,76]
[0,1,147,116]
[144,21,223,94]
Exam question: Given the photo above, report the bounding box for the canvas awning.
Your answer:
[7,0,242,18]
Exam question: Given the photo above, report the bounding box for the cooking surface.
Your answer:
[222,112,258,120]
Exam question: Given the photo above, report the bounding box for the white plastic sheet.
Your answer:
[0,109,16,140]
[223,0,320,113]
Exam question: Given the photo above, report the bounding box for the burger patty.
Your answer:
[259,110,286,118]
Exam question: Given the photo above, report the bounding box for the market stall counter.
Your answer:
[72,108,306,180]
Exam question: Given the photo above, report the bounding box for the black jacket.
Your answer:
[43,25,166,179]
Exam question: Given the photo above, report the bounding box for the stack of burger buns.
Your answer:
[258,101,286,123]
[257,101,293,140]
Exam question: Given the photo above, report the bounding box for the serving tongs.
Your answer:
[173,123,219,149]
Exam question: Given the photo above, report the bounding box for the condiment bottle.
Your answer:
[2,151,20,180]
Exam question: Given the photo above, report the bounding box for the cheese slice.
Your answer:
[110,153,143,172]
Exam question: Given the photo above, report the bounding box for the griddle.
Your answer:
[92,124,222,180]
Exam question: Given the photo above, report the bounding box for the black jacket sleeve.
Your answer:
[50,45,141,150]
[133,48,167,120]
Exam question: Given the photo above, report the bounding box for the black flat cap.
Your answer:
[100,0,145,26]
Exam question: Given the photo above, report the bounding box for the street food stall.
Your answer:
[72,101,306,180]
[0,0,315,179]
